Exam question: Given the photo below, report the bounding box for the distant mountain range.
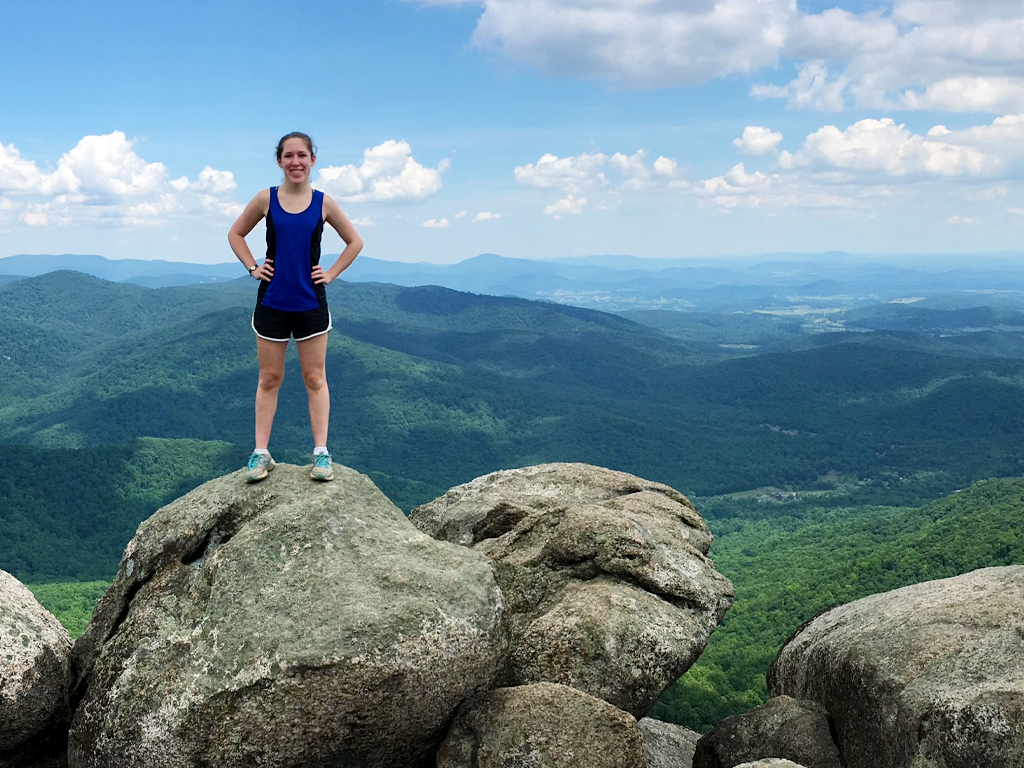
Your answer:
[5,251,1024,312]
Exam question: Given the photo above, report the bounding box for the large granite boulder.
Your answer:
[411,463,734,718]
[0,570,72,768]
[769,566,1024,768]
[69,464,506,768]
[692,696,841,768]
[436,682,646,768]
[639,717,700,768]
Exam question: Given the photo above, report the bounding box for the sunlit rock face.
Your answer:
[411,462,735,718]
[769,565,1024,768]
[68,464,506,768]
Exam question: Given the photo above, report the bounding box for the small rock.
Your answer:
[0,570,72,768]
[693,695,840,768]
[639,717,700,768]
[436,682,646,768]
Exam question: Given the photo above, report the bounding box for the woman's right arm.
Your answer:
[228,189,273,282]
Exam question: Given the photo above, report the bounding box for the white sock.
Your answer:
[253,448,269,455]
[313,446,329,456]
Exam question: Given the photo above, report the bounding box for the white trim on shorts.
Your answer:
[251,310,332,342]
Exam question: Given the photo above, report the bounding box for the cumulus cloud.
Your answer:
[752,61,848,111]
[0,132,240,228]
[421,217,450,228]
[317,140,449,202]
[697,112,1024,212]
[473,211,502,222]
[20,211,48,227]
[515,149,686,195]
[410,0,1024,113]
[734,127,784,157]
[514,152,608,193]
[462,0,793,87]
[778,118,1006,178]
[454,210,469,219]
[697,163,779,209]
[543,194,587,218]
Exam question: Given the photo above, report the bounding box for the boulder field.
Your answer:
[2,462,1023,767]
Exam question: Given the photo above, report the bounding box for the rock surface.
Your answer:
[733,761,808,768]
[639,717,700,768]
[411,463,734,717]
[69,464,505,768]
[769,566,1024,768]
[692,695,840,768]
[0,570,72,768]
[435,682,646,768]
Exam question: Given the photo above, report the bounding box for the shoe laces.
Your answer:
[313,453,332,468]
[247,453,265,470]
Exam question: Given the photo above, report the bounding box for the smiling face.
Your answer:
[277,137,316,186]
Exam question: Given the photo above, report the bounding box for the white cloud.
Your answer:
[947,215,977,225]
[0,132,240,229]
[543,194,587,218]
[20,211,48,227]
[697,112,1024,213]
[779,118,991,178]
[734,127,784,157]
[752,61,848,111]
[421,217,450,228]
[461,0,793,88]
[515,152,608,193]
[412,0,1024,113]
[58,132,167,199]
[316,140,449,202]
[190,166,237,194]
[515,149,686,195]
[350,216,375,227]
[473,211,502,222]
[697,163,779,209]
[454,210,469,219]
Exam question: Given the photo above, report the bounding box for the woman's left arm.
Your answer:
[312,195,364,285]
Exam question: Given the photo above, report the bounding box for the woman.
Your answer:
[229,132,363,483]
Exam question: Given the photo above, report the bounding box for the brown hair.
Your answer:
[275,132,316,161]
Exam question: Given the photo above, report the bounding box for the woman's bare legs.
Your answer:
[297,333,330,448]
[255,337,287,449]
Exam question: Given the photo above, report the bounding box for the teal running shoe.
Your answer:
[245,452,275,483]
[310,452,334,481]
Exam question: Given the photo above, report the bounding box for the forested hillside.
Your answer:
[5,273,1024,509]
[3,269,1024,733]
[653,476,1024,731]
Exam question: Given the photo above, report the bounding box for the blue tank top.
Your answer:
[258,187,326,312]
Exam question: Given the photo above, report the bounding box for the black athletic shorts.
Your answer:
[252,302,332,342]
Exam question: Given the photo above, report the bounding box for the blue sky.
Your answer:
[3,0,1024,264]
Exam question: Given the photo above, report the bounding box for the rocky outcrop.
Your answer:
[0,570,72,768]
[435,682,646,768]
[692,695,840,768]
[68,464,505,768]
[733,761,808,768]
[410,462,734,718]
[639,717,700,768]
[769,566,1024,768]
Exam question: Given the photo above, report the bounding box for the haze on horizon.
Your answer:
[3,0,1024,266]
